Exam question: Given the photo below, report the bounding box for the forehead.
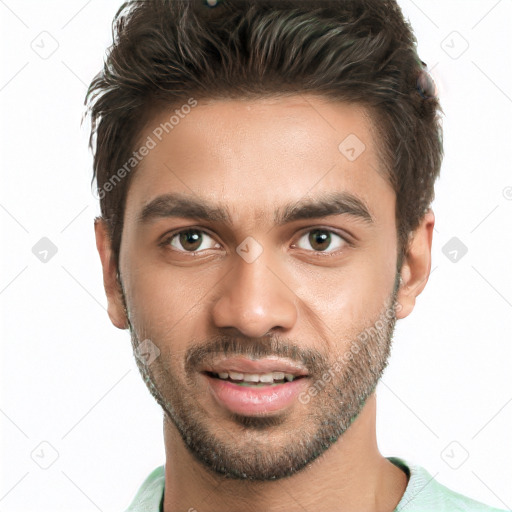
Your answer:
[124,94,394,226]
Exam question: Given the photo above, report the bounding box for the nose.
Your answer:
[210,249,298,338]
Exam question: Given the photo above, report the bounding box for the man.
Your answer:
[86,0,505,510]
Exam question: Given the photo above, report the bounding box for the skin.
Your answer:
[95,94,434,512]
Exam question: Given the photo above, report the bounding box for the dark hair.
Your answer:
[85,0,443,270]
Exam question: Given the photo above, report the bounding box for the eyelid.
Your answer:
[295,225,353,243]
[158,227,220,250]
[292,226,353,254]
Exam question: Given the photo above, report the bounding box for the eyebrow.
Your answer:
[136,191,374,227]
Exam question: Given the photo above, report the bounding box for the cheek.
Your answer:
[123,261,185,334]
[293,248,396,335]
[124,254,220,346]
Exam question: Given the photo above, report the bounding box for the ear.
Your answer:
[94,217,129,329]
[396,209,435,320]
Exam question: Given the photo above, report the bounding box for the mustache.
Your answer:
[184,334,327,376]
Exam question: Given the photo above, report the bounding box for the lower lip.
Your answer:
[204,373,309,416]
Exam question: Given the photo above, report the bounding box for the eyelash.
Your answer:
[159,227,352,256]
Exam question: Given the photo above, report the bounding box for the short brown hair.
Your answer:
[85,0,443,269]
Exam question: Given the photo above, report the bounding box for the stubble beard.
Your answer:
[124,273,401,481]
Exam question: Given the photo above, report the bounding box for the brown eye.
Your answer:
[295,229,347,253]
[164,229,220,253]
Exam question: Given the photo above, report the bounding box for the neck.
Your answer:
[162,393,408,512]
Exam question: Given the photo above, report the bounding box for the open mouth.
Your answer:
[203,368,309,415]
[204,371,307,387]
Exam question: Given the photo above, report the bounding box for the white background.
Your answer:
[0,0,511,510]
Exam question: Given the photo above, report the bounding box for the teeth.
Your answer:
[215,371,298,383]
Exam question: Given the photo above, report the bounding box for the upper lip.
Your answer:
[202,356,309,376]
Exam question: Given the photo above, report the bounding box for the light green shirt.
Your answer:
[124,457,507,511]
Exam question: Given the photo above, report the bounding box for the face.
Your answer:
[101,95,414,481]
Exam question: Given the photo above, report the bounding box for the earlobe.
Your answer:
[396,209,435,320]
[94,217,129,330]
